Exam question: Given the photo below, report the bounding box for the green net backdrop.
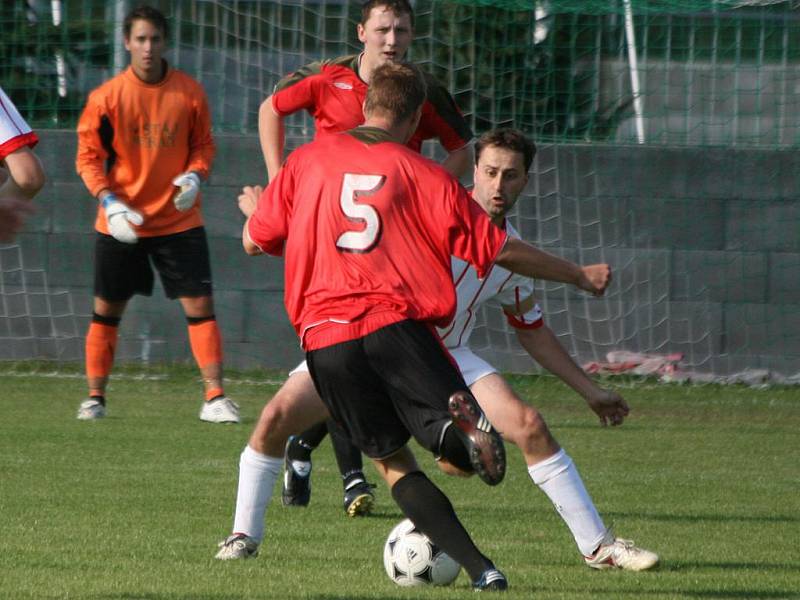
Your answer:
[1,0,799,380]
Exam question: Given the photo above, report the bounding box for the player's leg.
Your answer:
[150,227,235,423]
[373,447,506,590]
[468,365,658,570]
[364,321,506,485]
[307,331,506,590]
[79,232,151,420]
[328,421,375,516]
[281,420,327,507]
[215,369,329,559]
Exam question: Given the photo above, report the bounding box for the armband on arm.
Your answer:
[505,305,544,330]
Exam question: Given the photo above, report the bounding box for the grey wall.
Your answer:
[5,130,799,376]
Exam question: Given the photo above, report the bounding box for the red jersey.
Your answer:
[247,127,507,351]
[271,54,472,153]
[0,86,38,160]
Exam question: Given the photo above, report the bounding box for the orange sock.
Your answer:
[188,318,225,400]
[85,320,119,395]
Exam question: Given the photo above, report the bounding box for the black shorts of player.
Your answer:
[94,226,213,302]
[306,319,470,460]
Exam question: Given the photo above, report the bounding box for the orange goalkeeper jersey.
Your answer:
[76,64,215,237]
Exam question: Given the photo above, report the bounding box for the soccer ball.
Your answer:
[383,518,461,587]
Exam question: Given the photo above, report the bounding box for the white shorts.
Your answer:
[287,346,496,388]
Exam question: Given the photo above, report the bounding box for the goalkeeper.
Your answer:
[74,5,237,424]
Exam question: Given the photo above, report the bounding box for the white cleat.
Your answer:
[215,533,259,560]
[77,398,106,420]
[585,530,659,571]
[199,396,240,424]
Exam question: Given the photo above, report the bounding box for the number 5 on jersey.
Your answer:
[336,173,385,253]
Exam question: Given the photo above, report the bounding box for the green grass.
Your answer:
[1,364,799,599]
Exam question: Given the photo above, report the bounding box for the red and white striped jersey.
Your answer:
[0,86,38,160]
[438,219,542,350]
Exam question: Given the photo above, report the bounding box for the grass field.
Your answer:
[1,363,799,600]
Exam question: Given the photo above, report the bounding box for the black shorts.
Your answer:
[94,227,213,302]
[306,319,469,460]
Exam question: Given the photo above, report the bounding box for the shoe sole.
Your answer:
[345,493,374,517]
[448,391,505,486]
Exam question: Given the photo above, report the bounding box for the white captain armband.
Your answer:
[504,303,544,330]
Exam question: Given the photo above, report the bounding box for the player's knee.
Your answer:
[518,407,549,447]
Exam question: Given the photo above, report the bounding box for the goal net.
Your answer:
[1,0,798,380]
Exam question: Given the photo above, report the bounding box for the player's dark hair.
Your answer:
[475,129,536,172]
[364,62,426,124]
[360,0,415,27]
[124,5,169,39]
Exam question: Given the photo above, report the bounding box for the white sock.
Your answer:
[231,445,283,543]
[528,449,607,556]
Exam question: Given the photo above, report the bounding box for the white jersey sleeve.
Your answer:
[0,86,38,161]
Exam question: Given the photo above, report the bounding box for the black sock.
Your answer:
[329,420,365,488]
[90,394,106,407]
[288,422,327,461]
[391,471,492,581]
[439,425,474,473]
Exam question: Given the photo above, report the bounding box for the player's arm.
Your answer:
[75,95,114,200]
[183,87,215,181]
[510,319,629,426]
[495,238,611,296]
[238,185,264,255]
[259,95,285,183]
[0,147,45,201]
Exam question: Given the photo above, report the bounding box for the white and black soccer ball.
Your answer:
[383,518,461,587]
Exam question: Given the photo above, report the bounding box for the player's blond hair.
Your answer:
[364,62,426,124]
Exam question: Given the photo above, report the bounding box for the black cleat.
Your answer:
[343,480,376,517]
[448,391,506,486]
[473,568,508,591]
[281,436,312,507]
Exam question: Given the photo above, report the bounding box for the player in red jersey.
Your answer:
[259,0,473,183]
[0,85,44,241]
[259,0,474,511]
[217,62,611,591]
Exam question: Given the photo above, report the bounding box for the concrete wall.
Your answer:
[5,130,799,375]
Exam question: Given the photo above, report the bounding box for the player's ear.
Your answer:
[357,22,367,44]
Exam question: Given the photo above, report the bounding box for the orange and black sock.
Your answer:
[85,313,120,404]
[187,315,225,401]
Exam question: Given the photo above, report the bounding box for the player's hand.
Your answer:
[238,185,262,218]
[585,388,630,427]
[102,195,143,244]
[577,263,611,296]
[172,172,201,211]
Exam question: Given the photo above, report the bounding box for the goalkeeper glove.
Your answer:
[102,194,143,244]
[172,171,201,211]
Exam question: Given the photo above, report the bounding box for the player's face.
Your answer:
[473,145,529,223]
[358,7,413,69]
[125,19,166,82]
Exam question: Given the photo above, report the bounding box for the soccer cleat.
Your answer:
[472,568,508,591]
[282,436,312,507]
[214,533,259,560]
[448,391,506,486]
[77,398,106,420]
[585,530,660,571]
[199,396,240,424]
[343,480,376,517]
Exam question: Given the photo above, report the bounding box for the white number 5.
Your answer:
[335,173,385,253]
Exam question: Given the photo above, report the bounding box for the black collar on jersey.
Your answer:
[347,126,395,145]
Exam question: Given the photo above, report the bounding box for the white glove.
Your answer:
[102,195,143,244]
[172,172,201,211]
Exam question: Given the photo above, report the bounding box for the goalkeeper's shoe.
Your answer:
[472,568,508,591]
[77,398,106,420]
[282,436,312,507]
[214,533,259,560]
[448,390,506,486]
[199,396,240,424]
[585,530,659,571]
[343,480,376,517]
